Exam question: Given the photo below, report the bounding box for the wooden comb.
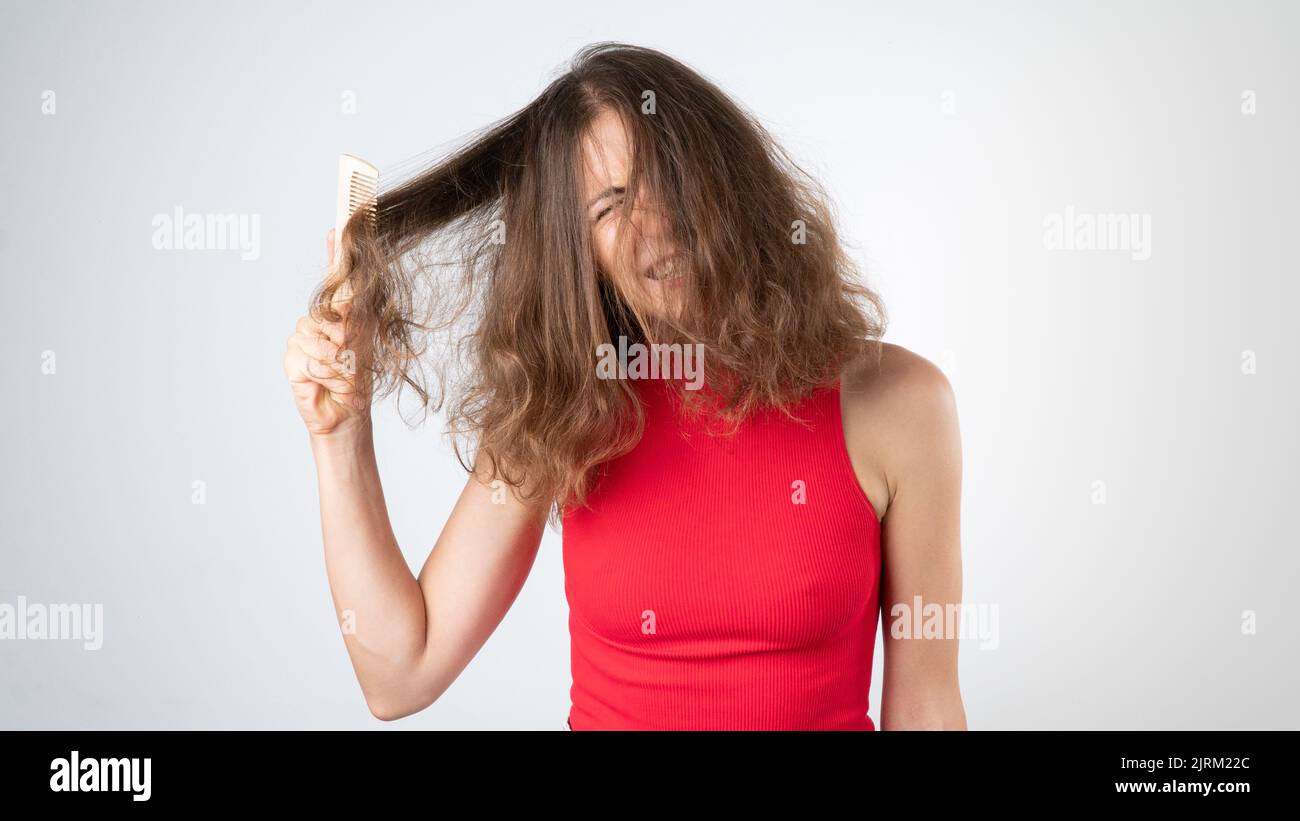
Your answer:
[330,153,378,306]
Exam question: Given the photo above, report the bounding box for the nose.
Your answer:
[622,199,675,272]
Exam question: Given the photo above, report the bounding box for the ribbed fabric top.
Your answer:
[561,376,882,730]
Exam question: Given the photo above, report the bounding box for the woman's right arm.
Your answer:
[284,230,550,721]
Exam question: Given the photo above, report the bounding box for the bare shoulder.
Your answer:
[839,342,960,521]
[841,341,955,415]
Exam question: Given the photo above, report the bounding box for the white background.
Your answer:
[1,0,1296,728]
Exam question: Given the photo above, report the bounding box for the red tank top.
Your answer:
[562,376,882,730]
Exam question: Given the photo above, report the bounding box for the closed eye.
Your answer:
[593,195,625,223]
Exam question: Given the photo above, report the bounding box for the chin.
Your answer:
[645,294,683,320]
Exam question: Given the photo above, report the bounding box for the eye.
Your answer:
[594,196,624,222]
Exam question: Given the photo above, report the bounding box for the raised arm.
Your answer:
[285,229,549,721]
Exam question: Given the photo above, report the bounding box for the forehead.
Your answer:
[580,108,631,198]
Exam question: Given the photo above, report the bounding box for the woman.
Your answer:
[282,43,965,730]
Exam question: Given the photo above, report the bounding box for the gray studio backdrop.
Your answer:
[1,0,1297,729]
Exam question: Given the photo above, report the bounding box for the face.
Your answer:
[580,108,685,321]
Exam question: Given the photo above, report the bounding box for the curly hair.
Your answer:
[309,42,887,523]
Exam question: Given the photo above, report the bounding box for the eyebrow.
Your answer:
[586,185,625,211]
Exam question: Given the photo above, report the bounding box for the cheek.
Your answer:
[592,222,624,270]
[592,226,637,294]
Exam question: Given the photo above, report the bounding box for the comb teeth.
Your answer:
[333,154,379,274]
[348,171,378,227]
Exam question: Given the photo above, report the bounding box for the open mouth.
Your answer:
[642,253,686,282]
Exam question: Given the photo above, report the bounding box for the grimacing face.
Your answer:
[580,107,686,321]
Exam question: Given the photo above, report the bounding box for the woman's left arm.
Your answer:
[870,349,967,730]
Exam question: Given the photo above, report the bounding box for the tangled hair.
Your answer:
[309,42,887,521]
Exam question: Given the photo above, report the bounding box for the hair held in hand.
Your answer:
[308,42,887,519]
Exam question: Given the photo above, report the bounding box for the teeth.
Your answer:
[646,256,685,281]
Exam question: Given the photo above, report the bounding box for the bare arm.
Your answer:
[310,429,548,720]
[848,344,967,730]
[286,229,548,721]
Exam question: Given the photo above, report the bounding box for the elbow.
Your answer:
[358,647,452,721]
[366,696,409,722]
[365,693,430,722]
[363,680,443,722]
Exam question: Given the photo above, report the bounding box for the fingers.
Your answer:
[289,328,354,376]
[286,319,358,382]
[303,356,357,395]
[296,312,346,348]
[283,341,325,387]
[326,228,336,267]
[295,328,342,363]
[284,334,359,396]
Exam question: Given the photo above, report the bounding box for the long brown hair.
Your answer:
[310,42,887,519]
